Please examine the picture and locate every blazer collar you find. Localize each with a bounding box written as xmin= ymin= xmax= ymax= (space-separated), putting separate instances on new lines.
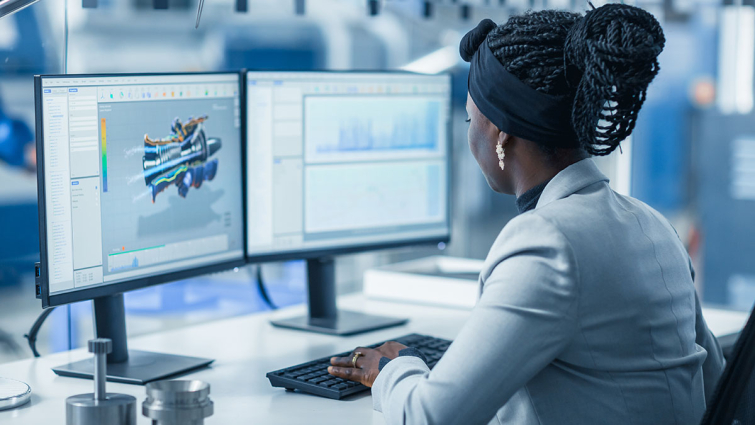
xmin=536 ymin=159 xmax=610 ymax=209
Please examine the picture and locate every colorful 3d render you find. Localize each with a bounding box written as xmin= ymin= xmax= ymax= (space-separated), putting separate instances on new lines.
xmin=142 ymin=116 xmax=221 ymax=202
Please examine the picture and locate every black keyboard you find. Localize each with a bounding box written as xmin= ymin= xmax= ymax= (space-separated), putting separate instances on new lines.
xmin=266 ymin=333 xmax=451 ymax=400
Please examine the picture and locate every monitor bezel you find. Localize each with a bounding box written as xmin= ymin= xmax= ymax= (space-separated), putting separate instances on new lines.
xmin=242 ymin=69 xmax=453 ymax=264
xmin=35 ymin=71 xmax=247 ymax=308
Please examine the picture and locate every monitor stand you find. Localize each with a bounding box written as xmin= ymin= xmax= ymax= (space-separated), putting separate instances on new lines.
xmin=270 ymin=257 xmax=408 ymax=336
xmin=52 ymin=293 xmax=213 ymax=385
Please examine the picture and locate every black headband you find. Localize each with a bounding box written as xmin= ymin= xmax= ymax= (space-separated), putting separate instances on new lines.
xmin=463 ymin=21 xmax=580 ymax=148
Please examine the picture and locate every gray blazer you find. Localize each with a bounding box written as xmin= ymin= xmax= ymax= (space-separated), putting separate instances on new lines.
xmin=372 ymin=159 xmax=725 ymax=425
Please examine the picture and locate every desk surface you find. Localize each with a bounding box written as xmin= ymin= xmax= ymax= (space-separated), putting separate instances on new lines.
xmin=0 ymin=294 xmax=748 ymax=424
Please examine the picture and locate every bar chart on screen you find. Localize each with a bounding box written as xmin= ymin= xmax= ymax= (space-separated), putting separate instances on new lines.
xmin=303 ymin=96 xmax=446 ymax=164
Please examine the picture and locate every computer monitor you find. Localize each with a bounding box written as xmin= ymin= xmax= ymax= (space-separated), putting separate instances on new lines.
xmin=245 ymin=71 xmax=452 ymax=335
xmin=35 ymin=72 xmax=245 ymax=383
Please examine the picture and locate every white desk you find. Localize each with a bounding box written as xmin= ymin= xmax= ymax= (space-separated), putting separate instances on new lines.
xmin=0 ymin=294 xmax=748 ymax=424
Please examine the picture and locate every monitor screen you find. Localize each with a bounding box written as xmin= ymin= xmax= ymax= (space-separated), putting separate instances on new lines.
xmin=38 ymin=73 xmax=244 ymax=296
xmin=245 ymin=71 xmax=451 ymax=258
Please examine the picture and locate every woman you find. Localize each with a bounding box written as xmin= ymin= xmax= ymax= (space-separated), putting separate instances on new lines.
xmin=328 ymin=4 xmax=725 ymax=425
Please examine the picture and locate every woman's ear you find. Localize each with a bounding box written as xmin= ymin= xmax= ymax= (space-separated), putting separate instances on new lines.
xmin=498 ymin=131 xmax=512 ymax=149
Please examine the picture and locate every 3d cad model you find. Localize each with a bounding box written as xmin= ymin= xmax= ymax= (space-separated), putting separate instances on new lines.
xmin=142 ymin=116 xmax=221 ymax=202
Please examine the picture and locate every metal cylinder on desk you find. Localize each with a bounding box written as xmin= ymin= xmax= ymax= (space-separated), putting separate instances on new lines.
xmin=142 ymin=380 xmax=213 ymax=425
xmin=66 ymin=338 xmax=137 ymax=425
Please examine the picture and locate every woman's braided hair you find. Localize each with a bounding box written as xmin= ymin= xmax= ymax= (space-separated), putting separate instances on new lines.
xmin=486 ymin=4 xmax=665 ymax=156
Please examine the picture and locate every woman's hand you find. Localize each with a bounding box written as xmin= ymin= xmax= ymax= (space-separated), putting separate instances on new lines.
xmin=328 ymin=341 xmax=408 ymax=387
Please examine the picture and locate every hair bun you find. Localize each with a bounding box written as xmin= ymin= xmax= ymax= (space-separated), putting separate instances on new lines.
xmin=565 ymin=4 xmax=665 ymax=156
xmin=460 ymin=19 xmax=498 ymax=62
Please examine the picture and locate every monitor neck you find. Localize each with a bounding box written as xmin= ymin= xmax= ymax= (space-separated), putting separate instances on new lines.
xmin=93 ymin=293 xmax=129 ymax=363
xmin=307 ymin=257 xmax=337 ymax=323
xmin=270 ymin=256 xmax=407 ymax=335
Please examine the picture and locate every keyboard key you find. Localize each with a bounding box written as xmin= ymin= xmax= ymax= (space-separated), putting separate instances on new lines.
xmin=310 ymin=376 xmax=329 ymax=384
xmin=322 ymin=380 xmax=338 ymax=387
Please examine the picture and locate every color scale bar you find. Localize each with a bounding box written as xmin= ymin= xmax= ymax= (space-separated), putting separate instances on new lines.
xmin=108 ymin=244 xmax=166 ymax=257
xmin=101 ymin=118 xmax=108 ymax=192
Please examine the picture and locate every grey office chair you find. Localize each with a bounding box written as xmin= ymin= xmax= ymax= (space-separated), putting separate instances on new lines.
xmin=700 ymin=306 xmax=755 ymax=425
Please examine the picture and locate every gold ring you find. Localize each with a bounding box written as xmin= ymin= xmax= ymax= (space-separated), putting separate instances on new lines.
xmin=352 ymin=351 xmax=362 ymax=368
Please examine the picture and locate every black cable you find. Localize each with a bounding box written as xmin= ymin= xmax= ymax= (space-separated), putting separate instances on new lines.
xmin=0 ymin=328 xmax=22 ymax=356
xmin=256 ymin=265 xmax=278 ymax=310
xmin=24 ymin=306 xmax=56 ymax=358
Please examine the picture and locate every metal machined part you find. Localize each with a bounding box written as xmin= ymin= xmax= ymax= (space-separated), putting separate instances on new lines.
xmin=143 ymin=380 xmax=213 ymax=425
xmin=89 ymin=338 xmax=111 ymax=401
xmin=66 ymin=338 xmax=136 ymax=425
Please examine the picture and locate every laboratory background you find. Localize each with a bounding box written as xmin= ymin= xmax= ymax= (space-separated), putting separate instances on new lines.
xmin=0 ymin=0 xmax=751 ymax=372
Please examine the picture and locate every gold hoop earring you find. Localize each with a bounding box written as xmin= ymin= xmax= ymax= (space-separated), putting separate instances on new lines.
xmin=496 ymin=141 xmax=505 ymax=171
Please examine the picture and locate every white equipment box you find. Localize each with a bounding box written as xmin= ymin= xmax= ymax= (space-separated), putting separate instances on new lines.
xmin=363 ymin=256 xmax=483 ymax=309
